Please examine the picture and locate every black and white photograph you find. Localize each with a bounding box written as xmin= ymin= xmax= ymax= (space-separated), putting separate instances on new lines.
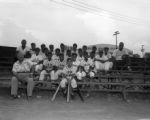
xmin=0 ymin=0 xmax=150 ymax=120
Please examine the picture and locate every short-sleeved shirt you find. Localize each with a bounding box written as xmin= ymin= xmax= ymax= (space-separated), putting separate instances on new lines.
xmin=52 ymin=54 xmax=60 ymax=65
xmin=43 ymin=59 xmax=54 ymax=71
xmin=62 ymin=65 xmax=76 ymax=75
xmin=64 ymin=55 xmax=71 ymax=62
xmin=12 ymin=60 xmax=31 ymax=73
xmin=16 ymin=46 xmax=30 ymax=55
xmin=52 ymin=54 xmax=60 ymax=61
xmin=71 ymin=50 xmax=78 ymax=55
xmin=100 ymin=53 xmax=112 ymax=61
xmin=73 ymin=60 xmax=80 ymax=67
xmin=112 ymin=49 xmax=128 ymax=60
xmin=80 ymin=59 xmax=91 ymax=72
xmin=31 ymin=54 xmax=43 ymax=64
xmin=57 ymin=60 xmax=66 ymax=70
xmin=76 ymin=56 xmax=84 ymax=62
xmin=50 ymin=70 xmax=59 ymax=80
xmin=95 ymin=55 xmax=106 ymax=61
xmin=104 ymin=53 xmax=112 ymax=59
xmin=39 ymin=51 xmax=47 ymax=60
xmin=88 ymin=58 xmax=95 ymax=67
xmin=30 ymin=49 xmax=35 ymax=55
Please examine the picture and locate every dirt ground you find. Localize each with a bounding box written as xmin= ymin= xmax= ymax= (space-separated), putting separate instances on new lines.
xmin=0 ymin=88 xmax=150 ymax=120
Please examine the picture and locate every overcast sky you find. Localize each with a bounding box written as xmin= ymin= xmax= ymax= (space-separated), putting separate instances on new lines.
xmin=0 ymin=0 xmax=150 ymax=54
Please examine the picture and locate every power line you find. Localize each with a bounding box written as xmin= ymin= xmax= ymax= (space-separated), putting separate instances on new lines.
xmin=50 ymin=0 xmax=150 ymax=28
xmin=65 ymin=0 xmax=150 ymax=27
xmin=50 ymin=0 xmax=117 ymax=25
xmin=50 ymin=0 xmax=88 ymax=12
xmin=72 ymin=0 xmax=150 ymax=25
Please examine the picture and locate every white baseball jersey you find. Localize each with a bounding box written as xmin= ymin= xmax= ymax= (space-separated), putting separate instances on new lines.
xmin=31 ymin=54 xmax=43 ymax=64
xmin=80 ymin=59 xmax=91 ymax=72
xmin=76 ymin=56 xmax=84 ymax=62
xmin=57 ymin=60 xmax=66 ymax=70
xmin=52 ymin=54 xmax=60 ymax=66
xmin=62 ymin=65 xmax=76 ymax=75
xmin=43 ymin=59 xmax=54 ymax=71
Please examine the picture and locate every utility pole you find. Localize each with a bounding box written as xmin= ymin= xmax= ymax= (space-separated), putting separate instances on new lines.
xmin=113 ymin=31 xmax=120 ymax=49
xmin=141 ymin=45 xmax=145 ymax=58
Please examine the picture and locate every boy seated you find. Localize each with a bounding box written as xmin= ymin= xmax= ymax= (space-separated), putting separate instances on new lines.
xmin=72 ymin=53 xmax=81 ymax=72
xmin=60 ymin=58 xmax=77 ymax=97
xmin=51 ymin=53 xmax=66 ymax=80
xmin=65 ymin=49 xmax=72 ymax=61
xmin=50 ymin=66 xmax=60 ymax=81
xmin=76 ymin=66 xmax=86 ymax=81
xmin=95 ymin=49 xmax=111 ymax=72
xmin=39 ymin=44 xmax=47 ymax=60
xmin=103 ymin=47 xmax=113 ymax=71
xmin=52 ymin=48 xmax=60 ymax=60
xmin=39 ymin=52 xmax=54 ymax=81
xmin=80 ymin=52 xmax=95 ymax=78
xmin=72 ymin=43 xmax=78 ymax=54
xmin=31 ymin=48 xmax=43 ymax=73
xmin=76 ymin=48 xmax=84 ymax=62
xmin=57 ymin=53 xmax=66 ymax=70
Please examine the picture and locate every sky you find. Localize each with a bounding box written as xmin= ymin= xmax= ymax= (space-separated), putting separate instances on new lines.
xmin=0 ymin=0 xmax=150 ymax=54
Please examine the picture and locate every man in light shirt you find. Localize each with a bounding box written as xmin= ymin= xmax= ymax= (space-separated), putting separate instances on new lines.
xmin=11 ymin=52 xmax=34 ymax=99
xmin=30 ymin=43 xmax=36 ymax=55
xmin=112 ymin=42 xmax=129 ymax=70
xmin=16 ymin=39 xmax=30 ymax=56
xmin=72 ymin=43 xmax=78 ymax=54
xmin=112 ymin=42 xmax=128 ymax=60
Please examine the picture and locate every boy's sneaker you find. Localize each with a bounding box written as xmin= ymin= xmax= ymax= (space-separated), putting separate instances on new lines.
xmin=85 ymin=93 xmax=90 ymax=98
xmin=11 ymin=95 xmax=20 ymax=99
xmin=71 ymin=94 xmax=75 ymax=100
xmin=27 ymin=96 xmax=32 ymax=101
xmin=62 ymin=90 xmax=67 ymax=98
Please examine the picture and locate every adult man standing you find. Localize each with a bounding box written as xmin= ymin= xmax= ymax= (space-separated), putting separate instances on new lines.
xmin=112 ymin=42 xmax=128 ymax=60
xmin=112 ymin=42 xmax=129 ymax=70
xmin=30 ymin=43 xmax=36 ymax=55
xmin=11 ymin=52 xmax=35 ymax=99
xmin=16 ymin=39 xmax=30 ymax=56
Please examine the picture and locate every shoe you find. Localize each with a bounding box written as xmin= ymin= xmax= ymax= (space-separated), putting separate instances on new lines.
xmin=27 ymin=96 xmax=32 ymax=101
xmin=11 ymin=95 xmax=20 ymax=99
xmin=71 ymin=94 xmax=75 ymax=100
xmin=63 ymin=91 xmax=67 ymax=98
xmin=62 ymin=89 xmax=67 ymax=98
xmin=85 ymin=93 xmax=90 ymax=98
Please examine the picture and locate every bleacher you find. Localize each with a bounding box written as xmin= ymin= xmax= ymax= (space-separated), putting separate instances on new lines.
xmin=0 ymin=46 xmax=16 ymax=87
xmin=0 ymin=46 xmax=150 ymax=101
